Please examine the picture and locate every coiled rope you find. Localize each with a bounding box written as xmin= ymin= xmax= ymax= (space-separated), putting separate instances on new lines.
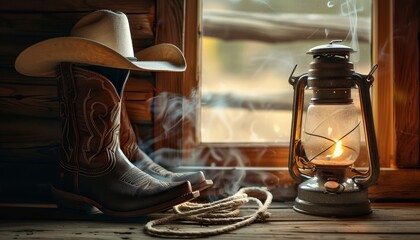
xmin=144 ymin=187 xmax=273 ymax=238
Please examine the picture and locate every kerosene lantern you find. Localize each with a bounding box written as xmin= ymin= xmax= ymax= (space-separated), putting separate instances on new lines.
xmin=288 ymin=40 xmax=380 ymax=217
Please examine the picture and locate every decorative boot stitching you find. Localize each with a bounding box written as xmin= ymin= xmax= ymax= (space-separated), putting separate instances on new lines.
xmin=57 ymin=65 xmax=122 ymax=177
xmin=119 ymin=167 xmax=151 ymax=186
xmin=74 ymin=68 xmax=121 ymax=176
xmin=57 ymin=63 xmax=79 ymax=172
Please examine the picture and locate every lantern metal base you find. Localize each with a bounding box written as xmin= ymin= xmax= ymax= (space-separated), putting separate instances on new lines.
xmin=293 ymin=168 xmax=372 ymax=217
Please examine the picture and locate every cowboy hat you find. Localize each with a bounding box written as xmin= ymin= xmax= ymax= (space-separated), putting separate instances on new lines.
xmin=15 ymin=10 xmax=186 ymax=77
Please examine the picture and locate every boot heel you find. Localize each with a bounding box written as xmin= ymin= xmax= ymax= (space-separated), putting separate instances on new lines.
xmin=51 ymin=187 xmax=93 ymax=212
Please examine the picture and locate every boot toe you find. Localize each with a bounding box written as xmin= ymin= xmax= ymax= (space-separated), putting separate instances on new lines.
xmin=172 ymin=171 xmax=213 ymax=192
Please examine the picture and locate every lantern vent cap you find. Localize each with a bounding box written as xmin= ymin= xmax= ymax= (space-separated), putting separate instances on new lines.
xmin=307 ymin=40 xmax=355 ymax=55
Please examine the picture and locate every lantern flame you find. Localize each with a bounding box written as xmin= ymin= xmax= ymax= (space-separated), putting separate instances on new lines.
xmin=332 ymin=140 xmax=344 ymax=158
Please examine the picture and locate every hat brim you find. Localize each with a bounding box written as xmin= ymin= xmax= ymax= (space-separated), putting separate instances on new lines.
xmin=15 ymin=37 xmax=186 ymax=77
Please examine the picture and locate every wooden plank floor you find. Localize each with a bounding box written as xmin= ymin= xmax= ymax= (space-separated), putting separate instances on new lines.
xmin=1 ymin=202 xmax=420 ymax=239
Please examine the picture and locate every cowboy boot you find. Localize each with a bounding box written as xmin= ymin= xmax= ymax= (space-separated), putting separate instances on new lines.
xmin=85 ymin=64 xmax=212 ymax=192
xmin=52 ymin=63 xmax=199 ymax=217
xmin=120 ymin=98 xmax=213 ymax=192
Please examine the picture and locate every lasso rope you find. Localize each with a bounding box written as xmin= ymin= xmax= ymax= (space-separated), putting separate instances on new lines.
xmin=144 ymin=187 xmax=273 ymax=238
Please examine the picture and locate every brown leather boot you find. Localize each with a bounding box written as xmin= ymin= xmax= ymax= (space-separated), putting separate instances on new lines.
xmin=120 ymin=98 xmax=213 ymax=192
xmin=52 ymin=63 xmax=198 ymax=217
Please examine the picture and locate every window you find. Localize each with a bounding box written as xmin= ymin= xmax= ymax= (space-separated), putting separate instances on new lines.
xmin=162 ymin=0 xmax=419 ymax=199
xmin=200 ymin=0 xmax=372 ymax=144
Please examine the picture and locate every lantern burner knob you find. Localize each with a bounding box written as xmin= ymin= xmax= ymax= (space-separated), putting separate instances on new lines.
xmin=324 ymin=180 xmax=342 ymax=193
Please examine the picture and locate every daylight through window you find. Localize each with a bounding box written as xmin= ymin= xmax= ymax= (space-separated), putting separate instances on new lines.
xmin=200 ymin=0 xmax=372 ymax=144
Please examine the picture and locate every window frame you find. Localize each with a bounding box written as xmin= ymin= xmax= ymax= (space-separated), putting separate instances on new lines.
xmin=154 ymin=0 xmax=420 ymax=200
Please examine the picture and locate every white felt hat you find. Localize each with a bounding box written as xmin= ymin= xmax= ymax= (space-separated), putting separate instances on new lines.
xmin=15 ymin=10 xmax=186 ymax=77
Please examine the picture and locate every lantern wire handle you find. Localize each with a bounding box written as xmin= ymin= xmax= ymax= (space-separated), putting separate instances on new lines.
xmin=351 ymin=70 xmax=380 ymax=188
xmin=365 ymin=64 xmax=378 ymax=83
xmin=288 ymin=72 xmax=312 ymax=182
xmin=329 ymin=39 xmax=343 ymax=45
xmin=288 ymin=64 xmax=298 ymax=86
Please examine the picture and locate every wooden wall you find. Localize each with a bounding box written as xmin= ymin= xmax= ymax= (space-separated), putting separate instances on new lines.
xmin=0 ymin=0 xmax=159 ymax=202
xmin=393 ymin=0 xmax=419 ymax=168
xmin=0 ymin=0 xmax=418 ymax=202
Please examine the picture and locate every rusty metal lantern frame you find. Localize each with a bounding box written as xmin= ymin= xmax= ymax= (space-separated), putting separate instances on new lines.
xmin=288 ymin=40 xmax=380 ymax=217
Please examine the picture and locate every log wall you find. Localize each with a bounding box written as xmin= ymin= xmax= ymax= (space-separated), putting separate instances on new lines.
xmin=0 ymin=0 xmax=158 ymax=201
xmin=393 ymin=0 xmax=419 ymax=168
xmin=0 ymin=0 xmax=418 ymax=202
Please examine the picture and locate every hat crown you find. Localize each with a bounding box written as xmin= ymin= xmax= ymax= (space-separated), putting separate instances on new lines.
xmin=71 ymin=10 xmax=135 ymax=59
xmin=15 ymin=9 xmax=186 ymax=77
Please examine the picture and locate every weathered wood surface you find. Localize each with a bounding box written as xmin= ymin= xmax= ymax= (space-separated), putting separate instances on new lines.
xmin=154 ymin=0 xmax=185 ymax=160
xmin=373 ymin=0 xmax=395 ymax=168
xmin=0 ymin=0 xmax=154 ymax=13
xmin=0 ymin=203 xmax=419 ymax=240
xmin=0 ymin=0 xmax=155 ymax=150
xmin=0 ymin=0 xmax=159 ymax=201
xmin=393 ymin=0 xmax=419 ymax=168
xmin=181 ymin=0 xmax=200 ymax=163
xmin=0 ymin=75 xmax=155 ymax=144
xmin=0 ymin=0 xmax=157 ymax=117
xmin=0 ymin=14 xmax=154 ymax=68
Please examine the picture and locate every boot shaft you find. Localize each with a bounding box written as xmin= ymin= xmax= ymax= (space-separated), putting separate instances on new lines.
xmin=120 ymin=99 xmax=141 ymax=161
xmin=57 ymin=63 xmax=122 ymax=175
